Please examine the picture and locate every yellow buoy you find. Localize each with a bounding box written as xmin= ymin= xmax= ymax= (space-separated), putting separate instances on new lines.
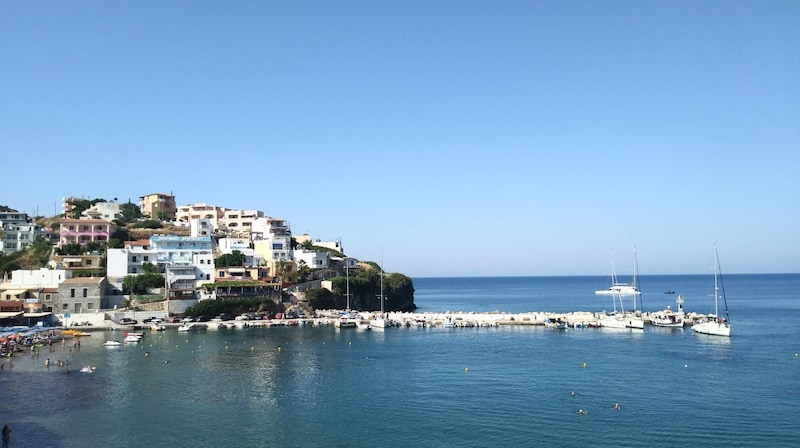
xmin=465 ymin=367 xmax=469 ymax=374
xmin=583 ymin=362 xmax=587 ymax=368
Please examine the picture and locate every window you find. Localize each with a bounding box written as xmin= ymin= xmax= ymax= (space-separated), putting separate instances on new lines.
xmin=144 ymin=256 xmax=149 ymax=262
xmin=86 ymin=259 xmax=92 ymax=266
xmin=70 ymin=289 xmax=75 ymax=298
xmin=132 ymin=256 xmax=138 ymax=262
xmin=87 ymin=302 xmax=94 ymax=310
xmin=82 ymin=288 xmax=88 ymax=298
xmin=131 ymin=267 xmax=138 ymax=274
xmin=63 ymin=304 xmax=68 ymax=311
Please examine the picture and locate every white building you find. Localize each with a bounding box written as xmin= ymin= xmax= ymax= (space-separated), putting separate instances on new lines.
xmin=81 ymin=201 xmax=123 ymax=221
xmin=220 ymin=209 xmax=264 ymax=237
xmin=190 ymin=218 xmax=216 ymax=238
xmin=0 ymin=211 xmax=44 ymax=254
xmin=294 ymin=248 xmax=331 ymax=269
xmin=2 ymin=268 xmax=69 ymax=288
xmin=106 ymin=241 xmax=159 ymax=278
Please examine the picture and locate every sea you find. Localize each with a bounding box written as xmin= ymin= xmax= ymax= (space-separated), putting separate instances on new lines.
xmin=1 ymin=274 xmax=798 ymax=448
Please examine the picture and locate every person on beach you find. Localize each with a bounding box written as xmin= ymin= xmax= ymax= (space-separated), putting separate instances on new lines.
xmin=2 ymin=424 xmax=10 ymax=448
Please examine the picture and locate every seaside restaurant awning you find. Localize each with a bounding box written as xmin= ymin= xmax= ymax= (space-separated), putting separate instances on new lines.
xmin=0 ymin=311 xmax=24 ymax=319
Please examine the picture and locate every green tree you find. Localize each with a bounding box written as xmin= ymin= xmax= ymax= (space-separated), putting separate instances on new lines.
xmin=216 ymin=250 xmax=245 ymax=267
xmin=305 ymin=287 xmax=341 ymax=310
xmin=55 ymin=243 xmax=83 ymax=256
xmin=119 ymin=202 xmax=143 ymax=224
xmin=31 ymin=236 xmax=53 ymax=266
xmin=275 ymin=261 xmax=294 ymax=284
xmin=297 ymin=260 xmax=312 ymax=283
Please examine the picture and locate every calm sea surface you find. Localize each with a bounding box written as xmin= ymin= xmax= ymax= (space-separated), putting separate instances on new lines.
xmin=2 ymin=274 xmax=799 ymax=447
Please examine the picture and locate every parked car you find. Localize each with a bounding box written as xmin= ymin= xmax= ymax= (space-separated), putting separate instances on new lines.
xmin=142 ymin=316 xmax=158 ymax=323
xmin=168 ymin=317 xmax=182 ymax=323
xmin=119 ymin=318 xmax=137 ymax=325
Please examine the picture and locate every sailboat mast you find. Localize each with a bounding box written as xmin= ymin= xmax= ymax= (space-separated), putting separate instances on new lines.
xmin=345 ymin=258 xmax=350 ymax=310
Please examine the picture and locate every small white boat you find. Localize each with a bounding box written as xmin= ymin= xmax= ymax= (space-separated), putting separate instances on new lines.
xmin=599 ymin=315 xmax=626 ymax=329
xmin=150 ymin=324 xmax=165 ymax=332
xmin=178 ymin=322 xmax=200 ymax=332
xmin=103 ymin=340 xmax=122 ymax=347
xmin=80 ymin=366 xmax=96 ymax=373
xmin=335 ymin=317 xmax=357 ymax=329
xmin=124 ymin=335 xmax=142 ymax=343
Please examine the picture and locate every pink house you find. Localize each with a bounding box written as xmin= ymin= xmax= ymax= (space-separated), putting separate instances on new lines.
xmin=58 ymin=219 xmax=116 ymax=247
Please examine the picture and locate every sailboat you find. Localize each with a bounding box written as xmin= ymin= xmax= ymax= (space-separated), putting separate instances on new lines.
xmin=624 ymin=248 xmax=645 ymax=329
xmin=595 ymin=250 xmax=642 ymax=297
xmin=370 ymin=252 xmax=391 ymax=329
xmin=598 ymin=248 xmax=643 ymax=329
xmin=335 ymin=259 xmax=357 ymax=329
xmin=692 ymin=243 xmax=731 ymax=337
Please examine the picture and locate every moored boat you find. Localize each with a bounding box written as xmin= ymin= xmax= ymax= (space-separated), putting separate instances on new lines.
xmin=651 ymin=295 xmax=685 ymax=328
xmin=692 ymin=243 xmax=731 ymax=337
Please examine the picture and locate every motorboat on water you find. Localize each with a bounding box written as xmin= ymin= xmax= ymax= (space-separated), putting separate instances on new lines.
xmin=178 ymin=322 xmax=203 ymax=332
xmin=103 ymin=340 xmax=122 ymax=347
xmin=80 ymin=365 xmax=96 ymax=373
xmin=124 ymin=334 xmax=142 ymax=343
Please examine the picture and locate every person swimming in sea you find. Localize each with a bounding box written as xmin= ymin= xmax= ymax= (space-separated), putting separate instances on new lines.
xmin=614 ymin=403 xmax=621 ymax=410
xmin=578 ymin=409 xmax=587 ymax=415
xmin=570 ymin=391 xmax=579 ymax=398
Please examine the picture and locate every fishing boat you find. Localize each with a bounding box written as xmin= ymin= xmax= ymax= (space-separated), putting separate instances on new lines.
xmin=692 ymin=243 xmax=731 ymax=337
xmin=651 ymin=295 xmax=685 ymax=328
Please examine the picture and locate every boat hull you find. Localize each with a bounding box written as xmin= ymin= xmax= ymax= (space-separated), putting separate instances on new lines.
xmin=692 ymin=321 xmax=731 ymax=337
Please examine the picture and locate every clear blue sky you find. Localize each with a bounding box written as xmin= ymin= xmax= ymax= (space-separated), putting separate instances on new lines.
xmin=2 ymin=1 xmax=798 ymax=277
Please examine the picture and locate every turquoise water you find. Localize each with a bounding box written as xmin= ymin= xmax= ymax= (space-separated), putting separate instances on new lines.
xmin=2 ymin=274 xmax=798 ymax=447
